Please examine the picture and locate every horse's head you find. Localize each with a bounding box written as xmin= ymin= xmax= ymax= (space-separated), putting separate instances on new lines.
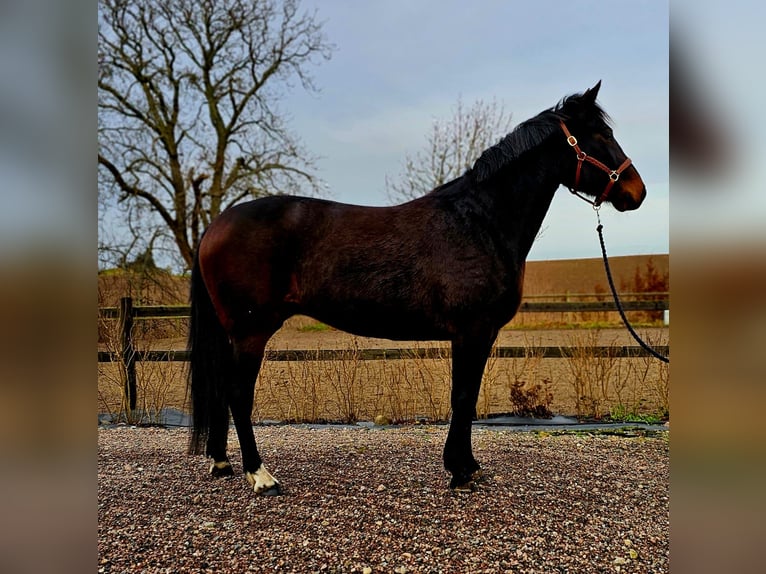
xmin=556 ymin=81 xmax=646 ymax=212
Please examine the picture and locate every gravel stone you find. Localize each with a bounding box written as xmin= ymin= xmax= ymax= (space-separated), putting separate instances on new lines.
xmin=99 ymin=426 xmax=669 ymax=573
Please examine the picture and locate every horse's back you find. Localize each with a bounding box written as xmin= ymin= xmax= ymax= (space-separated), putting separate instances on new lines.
xmin=201 ymin=195 xmax=330 ymax=258
xmin=197 ymin=192 xmax=520 ymax=340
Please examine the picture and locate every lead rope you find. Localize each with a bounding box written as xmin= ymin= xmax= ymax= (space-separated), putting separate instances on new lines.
xmin=594 ymin=209 xmax=670 ymax=363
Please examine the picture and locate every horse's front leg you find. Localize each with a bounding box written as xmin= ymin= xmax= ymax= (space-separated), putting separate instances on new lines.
xmin=443 ymin=333 xmax=496 ymax=491
xmin=229 ymin=340 xmax=282 ymax=496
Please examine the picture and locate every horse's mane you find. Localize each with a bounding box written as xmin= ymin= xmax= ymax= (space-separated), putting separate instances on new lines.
xmin=470 ymin=92 xmax=611 ymax=183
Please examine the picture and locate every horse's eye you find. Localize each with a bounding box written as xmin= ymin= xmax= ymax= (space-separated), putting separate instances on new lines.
xmin=604 ymin=128 xmax=614 ymax=139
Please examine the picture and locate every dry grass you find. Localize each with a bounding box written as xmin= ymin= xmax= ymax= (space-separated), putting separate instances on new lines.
xmin=98 ymin=326 xmax=670 ymax=424
xmin=560 ymin=329 xmax=669 ymax=420
xmin=255 ymin=343 xmax=454 ymax=424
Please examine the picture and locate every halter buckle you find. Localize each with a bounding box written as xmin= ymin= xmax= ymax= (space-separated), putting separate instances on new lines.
xmin=566 ymin=135 xmax=577 ymax=147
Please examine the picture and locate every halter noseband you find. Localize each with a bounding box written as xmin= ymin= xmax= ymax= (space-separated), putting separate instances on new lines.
xmin=559 ymin=120 xmax=632 ymax=207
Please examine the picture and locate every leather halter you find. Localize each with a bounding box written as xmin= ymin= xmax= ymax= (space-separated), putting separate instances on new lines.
xmin=559 ymin=121 xmax=632 ymax=207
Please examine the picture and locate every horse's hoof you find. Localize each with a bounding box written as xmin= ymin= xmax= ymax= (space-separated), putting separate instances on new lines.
xmin=210 ymin=460 xmax=234 ymax=478
xmin=246 ymin=464 xmax=281 ymax=496
xmin=451 ymin=480 xmax=477 ymax=493
xmin=449 ymin=475 xmax=478 ymax=492
xmin=258 ymin=484 xmax=283 ymax=497
xmin=449 ymin=467 xmax=488 ymax=491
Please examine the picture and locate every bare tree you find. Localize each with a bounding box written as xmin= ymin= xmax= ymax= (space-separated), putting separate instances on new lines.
xmin=385 ymin=97 xmax=513 ymax=204
xmin=98 ymin=0 xmax=333 ymax=269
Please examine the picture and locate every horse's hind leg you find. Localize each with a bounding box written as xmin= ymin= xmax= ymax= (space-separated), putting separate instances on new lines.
xmin=444 ymin=332 xmax=497 ymax=491
xmin=230 ymin=335 xmax=281 ymax=496
xmin=206 ymin=397 xmax=235 ymax=477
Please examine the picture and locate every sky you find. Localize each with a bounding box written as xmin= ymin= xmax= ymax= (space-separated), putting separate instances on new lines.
xmin=282 ymin=0 xmax=669 ymax=261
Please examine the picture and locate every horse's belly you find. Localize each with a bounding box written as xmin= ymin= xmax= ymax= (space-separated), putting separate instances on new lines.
xmin=302 ymin=303 xmax=452 ymax=342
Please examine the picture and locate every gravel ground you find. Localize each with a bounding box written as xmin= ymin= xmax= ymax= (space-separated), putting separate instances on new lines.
xmin=98 ymin=426 xmax=668 ymax=573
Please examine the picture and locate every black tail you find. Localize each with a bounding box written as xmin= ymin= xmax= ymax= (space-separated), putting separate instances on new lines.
xmin=187 ymin=249 xmax=233 ymax=455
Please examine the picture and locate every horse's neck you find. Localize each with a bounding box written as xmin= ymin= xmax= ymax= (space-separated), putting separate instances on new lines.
xmin=475 ymin=158 xmax=562 ymax=263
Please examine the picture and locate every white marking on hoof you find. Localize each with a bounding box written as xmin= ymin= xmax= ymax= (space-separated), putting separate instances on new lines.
xmin=245 ymin=464 xmax=281 ymax=495
xmin=210 ymin=460 xmax=232 ymax=473
xmin=209 ymin=460 xmax=234 ymax=477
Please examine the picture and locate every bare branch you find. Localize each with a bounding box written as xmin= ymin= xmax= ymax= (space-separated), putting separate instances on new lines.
xmin=386 ymin=97 xmax=513 ymax=204
xmin=98 ymin=0 xmax=333 ymax=270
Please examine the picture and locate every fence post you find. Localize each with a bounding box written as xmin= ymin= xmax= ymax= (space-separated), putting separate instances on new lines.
xmin=119 ymin=297 xmax=137 ymax=412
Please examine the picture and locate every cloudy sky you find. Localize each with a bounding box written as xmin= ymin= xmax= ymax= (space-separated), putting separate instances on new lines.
xmin=283 ymin=0 xmax=669 ymax=260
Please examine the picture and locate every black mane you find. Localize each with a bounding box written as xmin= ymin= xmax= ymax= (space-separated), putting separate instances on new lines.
xmin=470 ymin=92 xmax=611 ymax=183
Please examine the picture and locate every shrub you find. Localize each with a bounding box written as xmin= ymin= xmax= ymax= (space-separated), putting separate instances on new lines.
xmin=509 ymin=379 xmax=554 ymax=418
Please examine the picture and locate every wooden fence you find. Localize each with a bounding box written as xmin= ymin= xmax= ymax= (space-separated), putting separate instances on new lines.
xmin=98 ymin=295 xmax=669 ymax=410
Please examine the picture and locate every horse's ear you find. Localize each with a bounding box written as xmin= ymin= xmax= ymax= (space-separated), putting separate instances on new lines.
xmin=582 ymin=80 xmax=602 ymax=105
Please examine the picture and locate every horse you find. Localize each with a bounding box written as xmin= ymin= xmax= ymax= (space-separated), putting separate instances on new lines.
xmin=187 ymin=81 xmax=646 ymax=494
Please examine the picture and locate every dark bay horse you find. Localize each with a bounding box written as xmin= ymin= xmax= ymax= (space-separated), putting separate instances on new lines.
xmin=188 ymin=82 xmax=647 ymax=494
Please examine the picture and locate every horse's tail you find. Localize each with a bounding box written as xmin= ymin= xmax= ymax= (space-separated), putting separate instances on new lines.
xmin=187 ymin=247 xmax=232 ymax=455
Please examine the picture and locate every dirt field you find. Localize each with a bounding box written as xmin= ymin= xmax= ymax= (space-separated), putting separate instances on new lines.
xmin=98 ymin=426 xmax=669 ymax=573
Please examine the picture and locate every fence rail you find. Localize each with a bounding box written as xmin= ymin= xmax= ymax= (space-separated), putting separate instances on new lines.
xmin=97 ymin=344 xmax=671 ymax=364
xmin=98 ymin=297 xmax=669 ymax=320
xmin=98 ymin=296 xmax=669 ymax=410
